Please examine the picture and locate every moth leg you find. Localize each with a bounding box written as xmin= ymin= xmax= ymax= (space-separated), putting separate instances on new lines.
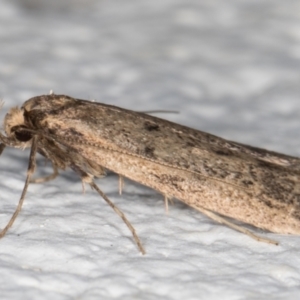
xmin=0 ymin=136 xmax=38 ymax=238
xmin=81 ymin=181 xmax=86 ymax=194
xmin=192 ymin=205 xmax=278 ymax=245
xmin=91 ymin=180 xmax=145 ymax=254
xmin=0 ymin=143 xmax=6 ymax=156
xmin=118 ymin=175 xmax=124 ymax=195
xmin=30 ymin=164 xmax=59 ymax=184
xmin=164 ymin=196 xmax=169 ymax=213
xmin=80 ymin=174 xmax=145 ymax=255
xmin=164 ymin=195 xmax=174 ymax=214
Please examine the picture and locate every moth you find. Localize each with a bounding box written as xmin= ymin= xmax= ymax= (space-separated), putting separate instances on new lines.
xmin=1 ymin=94 xmax=300 ymax=254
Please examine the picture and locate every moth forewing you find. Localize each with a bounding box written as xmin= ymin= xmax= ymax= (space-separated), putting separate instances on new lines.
xmin=43 ymin=97 xmax=300 ymax=236
xmin=1 ymin=94 xmax=300 ymax=254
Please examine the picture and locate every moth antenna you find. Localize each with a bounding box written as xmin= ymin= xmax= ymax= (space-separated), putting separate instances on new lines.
xmin=191 ymin=204 xmax=278 ymax=245
xmin=0 ymin=136 xmax=38 ymax=238
xmin=89 ymin=180 xmax=146 ymax=255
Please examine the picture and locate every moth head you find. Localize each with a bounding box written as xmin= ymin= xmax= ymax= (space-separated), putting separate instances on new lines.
xmin=4 ymin=106 xmax=33 ymax=143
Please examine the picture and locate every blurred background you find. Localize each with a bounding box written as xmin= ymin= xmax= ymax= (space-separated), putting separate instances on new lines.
xmin=1 ymin=1 xmax=300 ymax=299
xmin=1 ymin=0 xmax=300 ymax=153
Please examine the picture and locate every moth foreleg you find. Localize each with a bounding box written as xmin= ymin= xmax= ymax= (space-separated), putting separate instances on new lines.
xmin=0 ymin=136 xmax=38 ymax=238
xmin=0 ymin=143 xmax=6 ymax=156
xmin=30 ymin=164 xmax=59 ymax=184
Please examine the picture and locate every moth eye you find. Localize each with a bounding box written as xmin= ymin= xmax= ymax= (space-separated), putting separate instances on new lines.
xmin=11 ymin=125 xmax=33 ymax=142
xmin=15 ymin=130 xmax=32 ymax=142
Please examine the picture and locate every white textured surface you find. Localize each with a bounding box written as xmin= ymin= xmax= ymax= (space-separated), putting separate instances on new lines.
xmin=1 ymin=1 xmax=300 ymax=299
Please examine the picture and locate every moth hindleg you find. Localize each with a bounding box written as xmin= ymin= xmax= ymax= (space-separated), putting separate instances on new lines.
xmin=191 ymin=204 xmax=278 ymax=245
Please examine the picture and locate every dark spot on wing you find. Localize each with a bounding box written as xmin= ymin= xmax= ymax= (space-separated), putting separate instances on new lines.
xmin=242 ymin=180 xmax=253 ymax=186
xmin=152 ymin=174 xmax=185 ymax=192
xmin=185 ymin=136 xmax=199 ymax=147
xmin=144 ymin=145 xmax=156 ymax=158
xmin=67 ymin=127 xmax=84 ymax=137
xmin=48 ymin=127 xmax=57 ymax=135
xmin=48 ymin=126 xmax=84 ymax=139
xmin=144 ymin=121 xmax=160 ymax=131
xmin=186 ymin=141 xmax=195 ymax=147
xmin=293 ymin=194 xmax=300 ymax=207
xmin=215 ymin=149 xmax=233 ymax=156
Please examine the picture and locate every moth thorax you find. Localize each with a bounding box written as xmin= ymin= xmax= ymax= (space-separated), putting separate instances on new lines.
xmin=4 ymin=106 xmax=25 ymax=136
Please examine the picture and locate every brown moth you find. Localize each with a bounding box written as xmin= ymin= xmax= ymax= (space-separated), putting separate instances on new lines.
xmin=1 ymin=94 xmax=300 ymax=254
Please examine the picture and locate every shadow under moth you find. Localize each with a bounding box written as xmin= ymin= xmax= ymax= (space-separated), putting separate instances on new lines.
xmin=1 ymin=94 xmax=300 ymax=254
